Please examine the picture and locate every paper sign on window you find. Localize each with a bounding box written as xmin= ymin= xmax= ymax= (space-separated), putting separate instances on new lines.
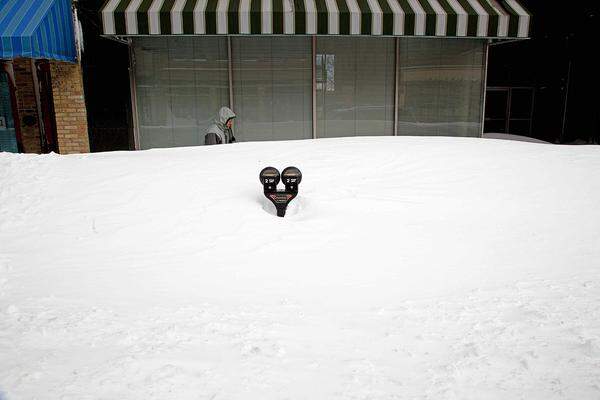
xmin=325 ymin=55 xmax=335 ymax=92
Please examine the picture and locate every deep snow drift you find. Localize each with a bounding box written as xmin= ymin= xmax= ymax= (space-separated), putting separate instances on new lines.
xmin=1 ymin=137 xmax=600 ymax=399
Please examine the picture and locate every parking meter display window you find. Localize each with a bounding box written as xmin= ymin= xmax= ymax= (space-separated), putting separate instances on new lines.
xmin=260 ymin=167 xmax=280 ymax=191
xmin=281 ymin=167 xmax=302 ymax=191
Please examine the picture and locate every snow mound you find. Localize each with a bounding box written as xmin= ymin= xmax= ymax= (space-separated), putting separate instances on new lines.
xmin=482 ymin=132 xmax=550 ymax=144
xmin=1 ymin=136 xmax=600 ymax=399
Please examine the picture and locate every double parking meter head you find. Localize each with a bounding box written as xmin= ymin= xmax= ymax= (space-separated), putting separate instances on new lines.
xmin=260 ymin=166 xmax=302 ymax=217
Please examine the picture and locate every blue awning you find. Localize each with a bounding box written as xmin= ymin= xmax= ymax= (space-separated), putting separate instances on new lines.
xmin=0 ymin=0 xmax=76 ymax=62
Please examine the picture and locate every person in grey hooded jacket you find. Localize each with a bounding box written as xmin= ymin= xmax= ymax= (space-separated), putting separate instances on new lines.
xmin=205 ymin=106 xmax=236 ymax=145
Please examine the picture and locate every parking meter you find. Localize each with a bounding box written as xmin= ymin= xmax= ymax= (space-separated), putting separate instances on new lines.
xmin=282 ymin=166 xmax=302 ymax=192
xmin=260 ymin=166 xmax=302 ymax=217
xmin=259 ymin=166 xmax=280 ymax=191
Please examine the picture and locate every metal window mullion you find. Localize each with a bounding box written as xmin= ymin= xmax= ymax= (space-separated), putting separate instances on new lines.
xmin=529 ymin=88 xmax=535 ymax=136
xmin=393 ymin=37 xmax=399 ymax=136
xmin=560 ymin=60 xmax=572 ymax=142
xmin=506 ymin=87 xmax=512 ymax=133
xmin=312 ymin=35 xmax=317 ymax=139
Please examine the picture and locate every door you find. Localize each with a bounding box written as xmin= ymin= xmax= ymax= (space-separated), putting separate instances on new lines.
xmin=36 ymin=60 xmax=58 ymax=153
xmin=0 ymin=67 xmax=19 ymax=153
xmin=484 ymin=87 xmax=535 ymax=135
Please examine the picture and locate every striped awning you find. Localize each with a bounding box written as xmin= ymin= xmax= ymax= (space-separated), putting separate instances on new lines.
xmin=0 ymin=0 xmax=76 ymax=62
xmin=101 ymin=0 xmax=529 ymax=38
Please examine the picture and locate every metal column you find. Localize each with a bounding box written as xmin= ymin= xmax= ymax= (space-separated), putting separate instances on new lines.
xmin=128 ymin=38 xmax=141 ymax=150
xmin=393 ymin=38 xmax=399 ymax=136
xmin=311 ymin=35 xmax=317 ymax=139
xmin=227 ymin=36 xmax=234 ymax=111
xmin=480 ymin=40 xmax=490 ymax=137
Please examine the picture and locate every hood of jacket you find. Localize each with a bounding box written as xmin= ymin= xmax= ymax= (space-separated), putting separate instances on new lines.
xmin=215 ymin=106 xmax=236 ymax=131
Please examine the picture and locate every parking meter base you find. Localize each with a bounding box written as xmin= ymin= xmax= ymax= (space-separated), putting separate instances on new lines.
xmin=265 ymin=190 xmax=297 ymax=218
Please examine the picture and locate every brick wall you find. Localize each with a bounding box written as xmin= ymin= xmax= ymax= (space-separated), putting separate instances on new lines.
xmin=12 ymin=59 xmax=42 ymax=153
xmin=50 ymin=61 xmax=90 ymax=154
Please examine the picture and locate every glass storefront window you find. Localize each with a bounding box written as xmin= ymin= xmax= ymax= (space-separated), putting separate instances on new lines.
xmin=231 ymin=37 xmax=312 ymax=142
xmin=316 ymin=37 xmax=395 ymax=138
xmin=397 ymin=38 xmax=485 ymax=137
xmin=132 ymin=36 xmax=486 ymax=149
xmin=0 ymin=70 xmax=18 ymax=153
xmin=133 ymin=37 xmax=229 ymax=149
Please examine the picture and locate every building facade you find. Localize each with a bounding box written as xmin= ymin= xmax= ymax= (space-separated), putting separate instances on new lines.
xmin=102 ymin=0 xmax=530 ymax=150
xmin=0 ymin=0 xmax=89 ymax=154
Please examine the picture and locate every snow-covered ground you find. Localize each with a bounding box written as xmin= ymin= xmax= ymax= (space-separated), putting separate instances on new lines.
xmin=1 ymin=136 xmax=600 ymax=399
xmin=482 ymin=132 xmax=550 ymax=144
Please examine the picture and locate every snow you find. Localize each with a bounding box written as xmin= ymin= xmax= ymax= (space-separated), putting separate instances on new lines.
xmin=1 ymin=136 xmax=600 ymax=399
xmin=482 ymin=132 xmax=550 ymax=144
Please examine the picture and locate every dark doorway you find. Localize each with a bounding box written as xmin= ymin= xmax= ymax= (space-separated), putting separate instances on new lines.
xmin=484 ymin=87 xmax=535 ymax=136
xmin=486 ymin=1 xmax=600 ymax=143
xmin=77 ymin=0 xmax=131 ymax=152
xmin=35 ymin=60 xmax=59 ymax=153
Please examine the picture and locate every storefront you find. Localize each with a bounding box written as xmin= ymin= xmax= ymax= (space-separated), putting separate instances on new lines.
xmin=1 ymin=0 xmax=89 ymax=155
xmin=101 ymin=0 xmax=530 ymax=150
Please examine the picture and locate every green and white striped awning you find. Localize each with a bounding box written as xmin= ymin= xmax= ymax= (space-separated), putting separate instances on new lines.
xmin=101 ymin=0 xmax=530 ymax=38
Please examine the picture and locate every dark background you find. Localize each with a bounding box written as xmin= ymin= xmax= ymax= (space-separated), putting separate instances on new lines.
xmin=78 ymin=0 xmax=131 ymax=152
xmin=486 ymin=0 xmax=599 ymax=143
xmin=77 ymin=0 xmax=600 ymax=151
